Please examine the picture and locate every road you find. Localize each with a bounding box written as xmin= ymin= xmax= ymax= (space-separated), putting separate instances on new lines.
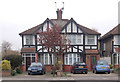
xmin=2 ymin=72 xmax=119 ymax=81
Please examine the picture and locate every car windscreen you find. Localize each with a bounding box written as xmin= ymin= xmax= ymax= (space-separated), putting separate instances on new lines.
xmin=97 ymin=61 xmax=108 ymax=65
xmin=75 ymin=62 xmax=85 ymax=65
xmin=30 ymin=63 xmax=42 ymax=67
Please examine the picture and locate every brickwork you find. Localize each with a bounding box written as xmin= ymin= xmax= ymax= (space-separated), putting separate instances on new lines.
xmin=63 ymin=65 xmax=71 ymax=72
xmin=21 ymin=65 xmax=25 ymax=72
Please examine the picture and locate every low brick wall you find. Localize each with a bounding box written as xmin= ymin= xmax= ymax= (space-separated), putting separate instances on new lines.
xmin=2 ymin=71 xmax=11 ymax=77
xmin=63 ymin=65 xmax=71 ymax=72
xmin=45 ymin=65 xmax=52 ymax=72
xmin=21 ymin=65 xmax=25 ymax=72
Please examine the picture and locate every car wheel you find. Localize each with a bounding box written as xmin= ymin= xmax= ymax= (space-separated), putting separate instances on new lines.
xmin=73 ymin=70 xmax=75 ymax=74
xmin=28 ymin=72 xmax=30 ymax=75
xmin=41 ymin=71 xmax=44 ymax=75
xmin=108 ymin=72 xmax=110 ymax=74
xmin=94 ymin=70 xmax=97 ymax=74
xmin=44 ymin=71 xmax=46 ymax=74
xmin=85 ymin=72 xmax=87 ymax=74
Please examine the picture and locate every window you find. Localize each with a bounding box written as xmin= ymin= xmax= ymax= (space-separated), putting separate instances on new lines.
xmin=77 ymin=35 xmax=81 ymax=44
xmin=71 ymin=35 xmax=76 ymax=44
xmin=66 ymin=35 xmax=82 ymax=44
xmin=26 ymin=35 xmax=33 ymax=45
xmin=45 ymin=54 xmax=48 ymax=64
xmin=64 ymin=54 xmax=81 ymax=65
xmin=115 ymin=35 xmax=120 ymax=45
xmin=32 ymin=57 xmax=35 ymax=62
xmin=73 ymin=54 xmax=77 ymax=63
xmin=65 ymin=55 xmax=68 ymax=65
xmin=77 ymin=54 xmax=80 ymax=62
xmin=69 ymin=54 xmax=72 ymax=64
xmin=103 ymin=43 xmax=106 ymax=51
xmin=87 ymin=35 xmax=95 ymax=44
xmin=22 ymin=53 xmax=36 ymax=65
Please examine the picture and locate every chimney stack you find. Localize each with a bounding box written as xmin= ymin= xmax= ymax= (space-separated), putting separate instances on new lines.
xmin=56 ymin=9 xmax=62 ymax=20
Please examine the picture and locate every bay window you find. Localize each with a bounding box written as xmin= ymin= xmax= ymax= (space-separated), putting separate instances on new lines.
xmin=64 ymin=54 xmax=81 ymax=65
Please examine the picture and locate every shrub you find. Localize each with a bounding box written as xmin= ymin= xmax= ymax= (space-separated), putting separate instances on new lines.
xmin=109 ymin=64 xmax=114 ymax=69
xmin=11 ymin=70 xmax=16 ymax=76
xmin=16 ymin=68 xmax=22 ymax=74
xmin=3 ymin=55 xmax=22 ymax=69
xmin=1 ymin=60 xmax=11 ymax=71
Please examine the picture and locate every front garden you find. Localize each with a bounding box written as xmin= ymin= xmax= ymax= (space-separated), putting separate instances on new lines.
xmin=0 ymin=55 xmax=23 ymax=77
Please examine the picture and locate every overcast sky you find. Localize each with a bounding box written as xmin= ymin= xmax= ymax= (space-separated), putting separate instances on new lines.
xmin=0 ymin=0 xmax=119 ymax=50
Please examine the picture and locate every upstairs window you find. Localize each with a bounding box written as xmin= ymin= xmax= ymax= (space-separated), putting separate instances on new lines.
xmin=114 ymin=35 xmax=120 ymax=45
xmin=66 ymin=35 xmax=82 ymax=45
xmin=103 ymin=42 xmax=106 ymax=51
xmin=26 ymin=35 xmax=33 ymax=45
xmin=87 ymin=35 xmax=95 ymax=45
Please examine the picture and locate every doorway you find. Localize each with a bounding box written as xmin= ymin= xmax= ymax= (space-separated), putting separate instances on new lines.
xmin=90 ymin=56 xmax=96 ymax=71
xmin=26 ymin=57 xmax=31 ymax=71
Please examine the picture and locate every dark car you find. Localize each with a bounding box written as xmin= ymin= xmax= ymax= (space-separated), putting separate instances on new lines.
xmin=92 ymin=60 xmax=110 ymax=74
xmin=28 ymin=62 xmax=46 ymax=75
xmin=71 ymin=62 xmax=88 ymax=74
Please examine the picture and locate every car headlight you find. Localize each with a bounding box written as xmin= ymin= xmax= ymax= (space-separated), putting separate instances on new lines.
xmin=28 ymin=68 xmax=31 ymax=71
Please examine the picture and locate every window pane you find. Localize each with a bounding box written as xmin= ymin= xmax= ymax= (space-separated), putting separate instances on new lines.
xmin=77 ymin=54 xmax=80 ymax=62
xmin=45 ymin=54 xmax=48 ymax=64
xmin=71 ymin=35 xmax=76 ymax=44
xmin=77 ymin=35 xmax=81 ymax=43
xmin=65 ymin=54 xmax=68 ymax=64
xmin=87 ymin=35 xmax=95 ymax=44
xmin=69 ymin=54 xmax=72 ymax=65
xmin=32 ymin=57 xmax=35 ymax=62
xmin=74 ymin=54 xmax=76 ymax=63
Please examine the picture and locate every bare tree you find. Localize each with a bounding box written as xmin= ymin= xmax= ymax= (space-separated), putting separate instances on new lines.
xmin=2 ymin=41 xmax=12 ymax=57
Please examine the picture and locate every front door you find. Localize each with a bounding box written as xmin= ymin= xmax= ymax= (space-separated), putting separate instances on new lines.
xmin=26 ymin=57 xmax=31 ymax=71
xmin=91 ymin=56 xmax=96 ymax=71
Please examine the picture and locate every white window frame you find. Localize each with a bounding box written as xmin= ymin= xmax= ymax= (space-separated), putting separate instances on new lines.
xmin=87 ymin=35 xmax=95 ymax=45
xmin=64 ymin=54 xmax=81 ymax=65
xmin=22 ymin=53 xmax=36 ymax=66
xmin=103 ymin=43 xmax=106 ymax=51
xmin=67 ymin=35 xmax=82 ymax=45
xmin=25 ymin=35 xmax=33 ymax=45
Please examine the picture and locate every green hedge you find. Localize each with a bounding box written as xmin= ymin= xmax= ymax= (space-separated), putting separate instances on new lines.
xmin=3 ymin=55 xmax=22 ymax=70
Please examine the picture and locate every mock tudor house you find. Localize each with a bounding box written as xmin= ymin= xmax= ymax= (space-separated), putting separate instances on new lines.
xmin=19 ymin=9 xmax=101 ymax=72
xmin=99 ymin=24 xmax=120 ymax=68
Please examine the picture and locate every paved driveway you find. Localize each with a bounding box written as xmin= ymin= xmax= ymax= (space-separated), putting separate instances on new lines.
xmin=2 ymin=72 xmax=119 ymax=81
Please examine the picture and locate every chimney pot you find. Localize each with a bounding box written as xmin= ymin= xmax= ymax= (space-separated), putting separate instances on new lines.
xmin=56 ymin=8 xmax=62 ymax=20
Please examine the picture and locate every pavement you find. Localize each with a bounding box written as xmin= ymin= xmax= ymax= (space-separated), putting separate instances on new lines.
xmin=1 ymin=72 xmax=119 ymax=81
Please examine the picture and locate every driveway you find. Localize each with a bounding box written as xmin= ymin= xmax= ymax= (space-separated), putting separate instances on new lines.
xmin=2 ymin=72 xmax=119 ymax=81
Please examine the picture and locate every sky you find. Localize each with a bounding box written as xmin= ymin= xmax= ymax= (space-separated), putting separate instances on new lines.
xmin=0 ymin=0 xmax=119 ymax=51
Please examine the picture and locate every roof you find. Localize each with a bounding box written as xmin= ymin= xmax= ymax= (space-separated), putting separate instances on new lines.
xmin=19 ymin=18 xmax=101 ymax=35
xmin=19 ymin=24 xmax=41 ymax=35
xmin=99 ymin=24 xmax=120 ymax=40
xmin=50 ymin=19 xmax=69 ymax=28
xmin=78 ymin=24 xmax=101 ymax=35
xmin=21 ymin=48 xmax=36 ymax=53
xmin=85 ymin=49 xmax=99 ymax=54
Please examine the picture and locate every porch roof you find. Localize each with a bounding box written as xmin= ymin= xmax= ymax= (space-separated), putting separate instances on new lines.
xmin=21 ymin=48 xmax=36 ymax=53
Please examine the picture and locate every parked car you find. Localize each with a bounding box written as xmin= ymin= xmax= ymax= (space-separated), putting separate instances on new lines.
xmin=28 ymin=62 xmax=46 ymax=75
xmin=92 ymin=60 xmax=110 ymax=74
xmin=71 ymin=62 xmax=88 ymax=74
